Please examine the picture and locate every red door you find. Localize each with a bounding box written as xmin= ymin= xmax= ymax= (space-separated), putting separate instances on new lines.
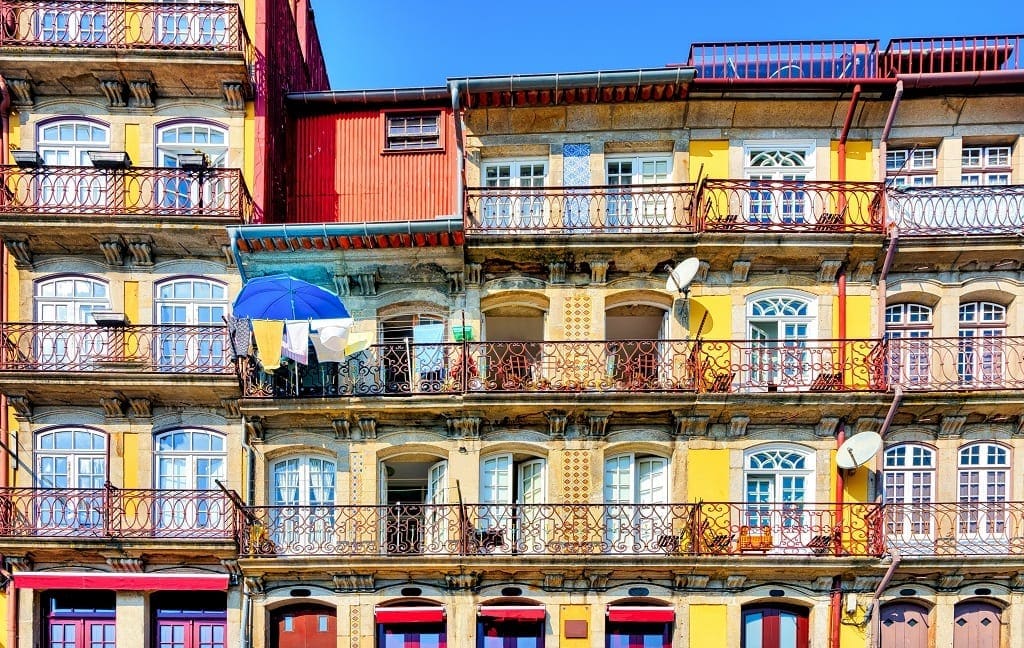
xmin=954 ymin=601 xmax=1001 ymax=648
xmin=741 ymin=605 xmax=808 ymax=648
xmin=272 ymin=606 xmax=337 ymax=648
xmin=880 ymin=602 xmax=929 ymax=648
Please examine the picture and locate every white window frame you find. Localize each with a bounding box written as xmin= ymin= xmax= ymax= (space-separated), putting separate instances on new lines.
xmin=604 ymin=155 xmax=673 ymax=227
xmin=961 ymin=145 xmax=1012 ymax=186
xmin=480 ymin=158 xmax=548 ymax=229
xmin=957 ymin=442 xmax=1009 ymax=543
xmin=742 ymin=141 xmax=815 ymax=225
xmin=885 ymin=303 xmax=933 ymax=387
xmin=156 ymin=122 xmax=229 ymax=211
xmin=744 ymin=291 xmax=817 ymax=390
xmin=37 ymin=120 xmax=110 ymax=167
xmin=154 ymin=277 xmax=229 ymax=371
xmin=33 ymin=8 xmax=108 ymax=44
xmin=269 ymin=455 xmax=337 ymax=553
xmin=743 ymin=445 xmax=814 ymax=549
xmin=155 ymin=0 xmax=229 ymax=47
xmin=958 ymin=302 xmax=1006 ymax=386
xmin=154 ymin=429 xmax=227 ymax=532
xmin=35 ymin=276 xmax=110 ymax=324
xmin=886 ymin=148 xmax=937 ymax=186
xmin=478 ymin=453 xmax=547 ymax=552
xmin=35 ymin=428 xmax=107 ymax=530
xmin=37 ymin=119 xmax=111 ymax=207
xmin=385 ymin=112 xmax=441 ymax=151
xmin=883 ymin=444 xmax=936 ymax=546
xmin=603 ymin=453 xmax=668 ymax=552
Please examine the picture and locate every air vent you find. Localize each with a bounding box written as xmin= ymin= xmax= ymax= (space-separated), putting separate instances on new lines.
xmin=628 ymin=587 xmax=650 ymax=597
xmin=401 ymin=587 xmax=422 ymax=597
xmin=289 ymin=589 xmax=311 ymax=597
xmin=501 ymin=587 xmax=523 ymax=597
xmin=769 ymin=589 xmax=785 ymax=597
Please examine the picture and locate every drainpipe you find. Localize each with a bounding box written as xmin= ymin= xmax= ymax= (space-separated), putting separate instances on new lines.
xmin=877 ymin=80 xmax=904 ymax=337
xmin=837 ymin=84 xmax=862 ymax=185
xmin=865 ymin=548 xmax=901 ymax=648
xmin=872 ymin=386 xmax=904 ymax=500
xmin=449 ymin=81 xmax=465 ymax=222
xmin=877 ymin=231 xmax=899 ymax=346
xmin=835 ymin=85 xmax=859 ymax=374
xmin=878 ymin=81 xmax=904 ymax=182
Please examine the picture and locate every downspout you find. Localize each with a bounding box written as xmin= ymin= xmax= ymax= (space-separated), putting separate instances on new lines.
xmin=837 ymin=84 xmax=862 ymax=184
xmin=449 ymin=81 xmax=465 ymax=221
xmin=877 ymin=80 xmax=904 ymax=337
xmin=872 ymin=386 xmax=904 ymax=500
xmin=865 ymin=548 xmax=901 ymax=648
xmin=877 ymin=231 xmax=899 ymax=346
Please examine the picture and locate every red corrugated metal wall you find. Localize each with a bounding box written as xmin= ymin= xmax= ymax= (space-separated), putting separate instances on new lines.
xmin=288 ymin=108 xmax=455 ymax=223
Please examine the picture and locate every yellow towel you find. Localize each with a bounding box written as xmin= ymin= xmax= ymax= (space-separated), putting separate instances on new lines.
xmin=252 ymin=319 xmax=285 ymax=370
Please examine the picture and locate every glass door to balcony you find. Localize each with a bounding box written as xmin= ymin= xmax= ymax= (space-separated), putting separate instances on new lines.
xmin=156 ymin=123 xmax=228 ymax=212
xmin=604 ymin=304 xmax=669 ymax=389
xmin=606 ymin=156 xmax=671 ymax=228
xmin=156 ymin=0 xmax=229 ymax=47
xmin=36 ymin=428 xmax=107 ymax=533
xmin=270 ymin=456 xmax=336 ymax=555
xmin=744 ymin=448 xmax=812 ymax=552
xmin=743 ymin=146 xmax=813 ymax=225
xmin=746 ymin=294 xmax=814 ymax=391
xmin=882 ymin=445 xmax=935 ymax=555
xmin=479 ymin=454 xmax=545 ymax=553
xmin=481 ymin=160 xmax=546 ymax=230
xmin=37 ymin=120 xmax=110 ymax=209
xmin=155 ymin=278 xmax=228 ymax=371
xmin=604 ymin=454 xmax=668 ymax=553
xmin=957 ymin=444 xmax=1008 ymax=554
xmin=380 ymin=459 xmax=449 ymax=555
xmin=155 ymin=430 xmax=226 ymax=535
xmin=35 ymin=276 xmax=110 ymax=369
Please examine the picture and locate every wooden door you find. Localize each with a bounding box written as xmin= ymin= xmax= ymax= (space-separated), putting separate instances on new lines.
xmin=954 ymin=601 xmax=1001 ymax=648
xmin=880 ymin=602 xmax=929 ymax=648
xmin=272 ymin=606 xmax=336 ymax=648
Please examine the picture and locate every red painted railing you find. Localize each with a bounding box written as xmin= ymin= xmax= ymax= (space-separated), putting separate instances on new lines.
xmin=0 ymin=486 xmax=235 ymax=539
xmin=885 ymin=336 xmax=1024 ymax=391
xmin=699 ymin=180 xmax=885 ymax=233
xmin=881 ymin=35 xmax=1024 ymax=75
xmin=239 ymin=501 xmax=884 ymax=558
xmin=884 ymin=502 xmax=1024 ymax=556
xmin=887 ymin=184 xmax=1024 ymax=236
xmin=242 ymin=338 xmax=887 ymax=397
xmin=0 ymin=0 xmax=250 ymax=52
xmin=465 ymin=184 xmax=697 ymax=233
xmin=687 ymin=40 xmax=883 ymax=81
xmin=0 ymin=323 xmax=234 ymax=373
xmin=0 ymin=166 xmax=253 ymax=222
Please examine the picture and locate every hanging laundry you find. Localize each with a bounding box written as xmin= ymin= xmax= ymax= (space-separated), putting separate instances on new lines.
xmin=309 ymin=318 xmax=354 ymax=362
xmin=412 ymin=323 xmax=445 ymax=376
xmin=227 ymin=316 xmax=252 ymax=357
xmin=345 ymin=331 xmax=373 ymax=356
xmin=252 ymin=319 xmax=284 ymax=370
xmin=282 ymin=321 xmax=311 ymax=364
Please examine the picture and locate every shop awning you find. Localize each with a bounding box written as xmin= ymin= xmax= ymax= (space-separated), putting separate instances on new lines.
xmin=607 ymin=606 xmax=676 ymax=623
xmin=374 ymin=607 xmax=446 ymax=624
xmin=12 ymin=572 xmax=229 ymax=591
xmin=479 ymin=605 xmax=546 ymax=620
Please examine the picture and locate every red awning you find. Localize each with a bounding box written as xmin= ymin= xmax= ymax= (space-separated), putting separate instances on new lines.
xmin=479 ymin=606 xmax=546 ymax=620
xmin=12 ymin=572 xmax=229 ymax=591
xmin=607 ymin=606 xmax=676 ymax=623
xmin=374 ymin=607 xmax=446 ymax=624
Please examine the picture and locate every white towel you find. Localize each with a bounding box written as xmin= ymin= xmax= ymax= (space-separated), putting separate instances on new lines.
xmin=282 ymin=321 xmax=310 ymax=364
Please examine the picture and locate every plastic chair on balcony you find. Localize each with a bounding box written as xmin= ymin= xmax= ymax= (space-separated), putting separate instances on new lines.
xmin=738 ymin=525 xmax=774 ymax=552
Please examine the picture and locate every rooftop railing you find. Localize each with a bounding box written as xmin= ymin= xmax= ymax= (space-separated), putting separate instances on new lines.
xmin=464 ymin=184 xmax=697 ymax=234
xmin=881 ymin=35 xmax=1024 ymax=75
xmin=0 ymin=0 xmax=250 ymax=52
xmin=885 ymin=336 xmax=1024 ymax=391
xmin=239 ymin=501 xmax=884 ymax=558
xmin=0 ymin=486 xmax=235 ymax=540
xmin=242 ymin=338 xmax=886 ymax=398
xmin=0 ymin=322 xmax=234 ymax=374
xmin=687 ymin=40 xmax=883 ymax=81
xmin=0 ymin=166 xmax=253 ymax=222
xmin=886 ymin=184 xmax=1024 ymax=236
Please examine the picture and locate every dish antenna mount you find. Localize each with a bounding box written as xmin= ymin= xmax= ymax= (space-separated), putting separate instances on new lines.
xmin=666 ymin=257 xmax=701 ymax=298
xmin=836 ymin=431 xmax=883 ymax=471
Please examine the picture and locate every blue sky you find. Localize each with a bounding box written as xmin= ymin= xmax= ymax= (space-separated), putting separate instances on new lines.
xmin=313 ymin=0 xmax=1022 ymax=89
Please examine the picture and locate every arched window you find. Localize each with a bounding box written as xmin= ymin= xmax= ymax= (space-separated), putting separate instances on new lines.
xmin=36 ymin=428 xmax=106 ymax=529
xmin=479 ymin=453 xmax=546 ymax=553
xmin=745 ymin=293 xmax=817 ymax=390
xmin=883 ymin=445 xmax=936 ymax=546
xmin=155 ymin=429 xmax=226 ymax=490
xmin=744 ymin=446 xmax=814 ymax=547
xmin=37 ymin=119 xmax=109 ymax=166
xmin=742 ymin=604 xmax=809 ymax=648
xmin=35 ymin=276 xmax=109 ymax=323
xmin=156 ymin=122 xmax=230 ymax=211
xmin=885 ymin=303 xmax=933 ymax=387
xmin=958 ymin=443 xmax=1008 ymax=541
xmin=743 ymin=142 xmax=815 ymax=225
xmin=155 ymin=278 xmax=228 ymax=370
xmin=379 ymin=312 xmax=446 ymax=393
xmin=959 ymin=302 xmax=1006 ymax=386
xmin=605 ymin=453 xmax=668 ymax=552
xmin=269 ymin=456 xmax=337 ymax=554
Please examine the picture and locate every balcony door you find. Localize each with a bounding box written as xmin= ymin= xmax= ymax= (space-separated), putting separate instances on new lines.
xmin=606 ymin=156 xmax=671 ymax=227
xmin=605 ymin=303 xmax=670 ymax=389
xmin=957 ymin=443 xmax=1009 ymax=552
xmin=880 ymin=602 xmax=929 ymax=648
xmin=379 ymin=314 xmax=447 ymax=393
xmin=270 ymin=456 xmax=336 ymax=554
xmin=604 ymin=454 xmax=668 ymax=552
xmin=35 ymin=428 xmax=107 ymax=531
xmin=746 ymin=293 xmax=815 ymax=390
xmin=479 ymin=454 xmax=546 ymax=553
xmin=37 ymin=120 xmax=110 ymax=208
xmin=481 ymin=160 xmax=546 ymax=229
xmin=743 ymin=144 xmax=814 ymax=225
xmin=742 ymin=605 xmax=809 ymax=648
xmin=953 ymin=601 xmax=1001 ymax=648
xmin=155 ymin=430 xmax=227 ymax=534
xmin=882 ymin=444 xmax=935 ymax=553
xmin=885 ymin=303 xmax=933 ymax=388
xmin=34 ymin=277 xmax=110 ymax=369
xmin=744 ymin=446 xmax=814 ymax=551
xmin=380 ymin=458 xmax=449 ymax=554
xmin=481 ymin=306 xmax=544 ymax=390
xmin=156 ymin=122 xmax=228 ymax=211
xmin=958 ymin=302 xmax=1005 ymax=387
xmin=156 ymin=0 xmax=229 ymax=47
xmin=155 ymin=278 xmax=228 ymax=371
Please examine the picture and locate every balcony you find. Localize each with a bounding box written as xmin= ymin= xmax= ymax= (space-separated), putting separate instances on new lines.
xmin=887 ymin=184 xmax=1024 ymax=236
xmin=0 ymin=486 xmax=236 ymax=541
xmin=464 ymin=183 xmax=697 ymax=235
xmin=881 ymin=35 xmax=1024 ymax=76
xmin=884 ymin=502 xmax=1024 ymax=557
xmin=698 ymin=180 xmax=885 ymax=233
xmin=241 ymin=338 xmax=885 ymax=398
xmin=885 ymin=336 xmax=1024 ymax=392
xmin=239 ymin=501 xmax=883 ymax=558
xmin=0 ymin=166 xmax=252 ymax=258
xmin=0 ymin=1 xmax=251 ymax=100
xmin=686 ymin=40 xmax=883 ymax=82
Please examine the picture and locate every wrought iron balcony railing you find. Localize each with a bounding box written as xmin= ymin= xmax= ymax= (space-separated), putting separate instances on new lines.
xmin=687 ymin=40 xmax=883 ymax=81
xmin=239 ymin=501 xmax=884 ymax=558
xmin=881 ymin=35 xmax=1024 ymax=75
xmin=0 ymin=486 xmax=235 ymax=540
xmin=884 ymin=502 xmax=1024 ymax=556
xmin=464 ymin=183 xmax=697 ymax=234
xmin=0 ymin=166 xmax=253 ymax=222
xmin=887 ymin=184 xmax=1024 ymax=236
xmin=885 ymin=336 xmax=1024 ymax=391
xmin=242 ymin=338 xmax=886 ymax=398
xmin=698 ymin=179 xmax=885 ymax=233
xmin=0 ymin=322 xmax=234 ymax=374
xmin=0 ymin=0 xmax=250 ymax=52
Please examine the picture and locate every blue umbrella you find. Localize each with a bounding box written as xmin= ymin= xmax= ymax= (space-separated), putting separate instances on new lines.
xmin=232 ymin=274 xmax=350 ymax=320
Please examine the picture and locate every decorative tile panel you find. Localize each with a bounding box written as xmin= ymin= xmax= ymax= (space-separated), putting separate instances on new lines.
xmin=563 ymin=293 xmax=593 ymax=340
xmin=563 ymin=449 xmax=591 ymax=503
xmin=350 ymin=451 xmax=364 ymax=504
xmin=350 ymin=605 xmax=360 ymax=648
xmin=562 ymin=143 xmax=591 ymax=186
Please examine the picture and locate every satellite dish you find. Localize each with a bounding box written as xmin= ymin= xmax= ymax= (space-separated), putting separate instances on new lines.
xmin=666 ymin=257 xmax=701 ymax=295
xmin=836 ymin=431 xmax=883 ymax=470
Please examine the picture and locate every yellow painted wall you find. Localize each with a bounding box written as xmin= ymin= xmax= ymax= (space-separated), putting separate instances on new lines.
xmin=558 ymin=604 xmax=590 ymax=648
xmin=838 ymin=294 xmax=875 ymax=389
xmin=689 ymin=605 xmax=727 ymax=648
xmin=124 ymin=281 xmax=139 ymax=324
xmin=689 ymin=140 xmax=729 ymax=180
xmin=7 ymin=118 xmax=19 ymax=161
xmin=841 ymin=608 xmax=869 ymax=647
xmin=690 ymin=295 xmax=731 ymax=339
xmin=124 ymin=124 xmax=140 ymax=163
xmin=830 ymin=140 xmax=874 ymax=181
xmin=7 ymin=256 xmax=18 ymax=323
xmin=123 ymin=433 xmax=139 ymax=488
xmin=243 ymin=102 xmax=255 ymax=198
xmin=687 ymin=450 xmax=730 ymax=501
